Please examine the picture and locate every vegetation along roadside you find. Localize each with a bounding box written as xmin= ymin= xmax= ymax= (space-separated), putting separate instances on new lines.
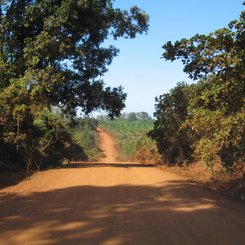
xmin=98 ymin=112 xmax=161 ymax=163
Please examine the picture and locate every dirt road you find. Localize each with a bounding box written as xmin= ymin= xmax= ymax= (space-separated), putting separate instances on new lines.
xmin=97 ymin=128 xmax=119 ymax=163
xmin=0 ymin=130 xmax=244 ymax=245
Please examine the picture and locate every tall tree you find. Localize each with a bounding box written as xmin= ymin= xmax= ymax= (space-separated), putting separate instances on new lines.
xmin=151 ymin=3 xmax=244 ymax=171
xmin=0 ymin=0 xmax=149 ymax=170
xmin=0 ymin=0 xmax=149 ymax=117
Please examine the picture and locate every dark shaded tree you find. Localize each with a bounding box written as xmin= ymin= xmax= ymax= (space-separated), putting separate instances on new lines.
xmin=149 ymin=83 xmax=194 ymax=164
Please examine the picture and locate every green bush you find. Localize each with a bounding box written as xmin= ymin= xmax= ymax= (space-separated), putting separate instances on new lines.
xmin=133 ymin=135 xmax=162 ymax=163
xmin=71 ymin=117 xmax=100 ymax=161
xmin=185 ymin=108 xmax=245 ymax=174
xmin=149 ymin=83 xmax=194 ymax=164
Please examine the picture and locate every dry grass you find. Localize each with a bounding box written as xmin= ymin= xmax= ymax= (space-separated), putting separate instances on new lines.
xmin=158 ymin=162 xmax=245 ymax=202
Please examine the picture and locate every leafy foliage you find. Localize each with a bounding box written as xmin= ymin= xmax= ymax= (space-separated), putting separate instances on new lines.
xmin=0 ymin=0 xmax=149 ymax=117
xmin=0 ymin=0 xmax=149 ymax=171
xmin=151 ymin=5 xmax=245 ymax=174
xmin=162 ymin=7 xmax=245 ymax=81
xmin=133 ymin=135 xmax=162 ymax=163
xmin=149 ymin=83 xmax=194 ymax=164
xmin=71 ymin=117 xmax=100 ymax=161
xmin=0 ymin=108 xmax=88 ymax=172
xmin=184 ymin=106 xmax=245 ymax=173
xmin=34 ymin=109 xmax=88 ymax=167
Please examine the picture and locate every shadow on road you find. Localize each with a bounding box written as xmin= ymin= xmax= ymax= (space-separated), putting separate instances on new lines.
xmin=0 ymin=170 xmax=26 ymax=190
xmin=0 ymin=179 xmax=244 ymax=245
xmin=62 ymin=162 xmax=155 ymax=169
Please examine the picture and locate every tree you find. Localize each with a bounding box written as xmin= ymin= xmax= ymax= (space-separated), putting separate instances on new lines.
xmin=152 ymin=4 xmax=245 ymax=172
xmin=127 ymin=112 xmax=137 ymax=121
xmin=162 ymin=5 xmax=245 ymax=82
xmin=136 ymin=112 xmax=151 ymax=121
xmin=183 ymin=105 xmax=244 ymax=174
xmin=149 ymin=83 xmax=194 ymax=164
xmin=0 ymin=0 xmax=149 ymax=170
xmin=1 ymin=0 xmax=149 ymax=117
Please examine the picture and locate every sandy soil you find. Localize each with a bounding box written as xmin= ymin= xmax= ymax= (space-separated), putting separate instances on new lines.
xmin=0 ymin=130 xmax=245 ymax=245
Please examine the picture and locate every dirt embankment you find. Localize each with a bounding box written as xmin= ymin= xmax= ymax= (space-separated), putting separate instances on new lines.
xmin=159 ymin=162 xmax=245 ymax=202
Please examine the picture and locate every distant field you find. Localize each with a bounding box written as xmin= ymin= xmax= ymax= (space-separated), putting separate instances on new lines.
xmin=98 ymin=114 xmax=161 ymax=162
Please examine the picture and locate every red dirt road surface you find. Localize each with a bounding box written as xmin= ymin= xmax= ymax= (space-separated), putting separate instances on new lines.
xmin=97 ymin=127 xmax=119 ymax=163
xmin=0 ymin=129 xmax=244 ymax=245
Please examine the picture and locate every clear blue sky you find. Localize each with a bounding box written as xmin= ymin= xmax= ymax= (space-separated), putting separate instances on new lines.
xmin=98 ymin=0 xmax=244 ymax=117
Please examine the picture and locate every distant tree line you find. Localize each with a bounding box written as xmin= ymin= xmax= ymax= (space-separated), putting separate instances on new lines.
xmin=149 ymin=4 xmax=244 ymax=175
xmin=98 ymin=112 xmax=152 ymax=122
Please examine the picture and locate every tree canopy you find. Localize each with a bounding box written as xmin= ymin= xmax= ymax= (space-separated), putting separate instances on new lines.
xmin=162 ymin=5 xmax=245 ymax=82
xmin=0 ymin=0 xmax=149 ymax=171
xmin=0 ymin=0 xmax=149 ymax=117
xmin=151 ymin=4 xmax=244 ymax=173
